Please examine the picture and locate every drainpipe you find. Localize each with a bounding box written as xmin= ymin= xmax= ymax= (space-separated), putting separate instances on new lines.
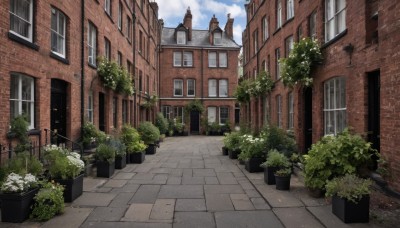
xmin=132 ymin=8 xmax=137 ymax=127
xmin=80 ymin=0 xmax=85 ymax=139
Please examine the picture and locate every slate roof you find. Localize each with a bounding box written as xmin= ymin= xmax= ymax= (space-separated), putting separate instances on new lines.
xmin=161 ymin=27 xmax=241 ymax=49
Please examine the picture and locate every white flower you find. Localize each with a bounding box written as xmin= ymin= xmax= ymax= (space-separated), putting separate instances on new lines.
xmin=1 ymin=173 xmax=37 ymax=193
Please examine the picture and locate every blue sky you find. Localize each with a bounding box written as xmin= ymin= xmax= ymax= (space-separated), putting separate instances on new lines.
xmin=154 ymin=0 xmax=247 ymax=45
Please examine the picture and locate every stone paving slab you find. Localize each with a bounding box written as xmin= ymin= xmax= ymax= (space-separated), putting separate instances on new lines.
xmin=175 ymin=199 xmax=206 ymax=212
xmin=109 ymin=192 xmax=134 ymax=208
xmin=110 ymin=183 xmax=140 ymax=194
xmin=192 ymin=168 xmax=216 ymax=177
xmin=86 ymin=207 xmax=127 ymax=222
xmin=182 ymin=176 xmax=205 ymax=185
xmin=72 ymin=192 xmax=117 ymax=207
xmin=41 ymin=207 xmax=93 ymax=228
xmin=205 ymin=176 xmax=219 ymax=184
xmin=274 ymin=207 xmax=324 ymax=228
xmin=83 ymin=178 xmax=107 ymax=192
xmin=205 ymin=193 xmax=234 ymax=211
xmin=307 ymin=205 xmax=371 ymax=228
xmin=204 ymin=184 xmax=244 ymax=194
xmin=215 ymin=211 xmax=284 ymax=228
xmin=103 ymin=179 xmax=127 ymax=188
xmin=130 ymin=185 xmax=161 ymax=204
xmin=173 ymin=212 xmax=215 ymax=228
xmin=158 ymin=185 xmax=204 ymax=199
xmin=81 ymin=222 xmax=172 ymax=228
xmin=250 ymin=197 xmax=271 ymax=210
xmin=149 ymin=199 xmax=175 ymax=221
xmin=122 ymin=203 xmax=153 ymax=222
xmin=112 ymin=172 xmax=135 ymax=180
xmin=166 ymin=176 xmax=181 ymax=184
xmin=255 ymin=184 xmax=304 ymax=208
xmin=230 ymin=194 xmax=255 ymax=210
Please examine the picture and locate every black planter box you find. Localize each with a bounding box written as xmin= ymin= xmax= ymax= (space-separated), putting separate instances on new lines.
xmin=130 ymin=151 xmax=145 ymax=164
xmin=275 ymin=175 xmax=291 ymax=190
xmin=264 ymin=166 xmax=278 ymax=185
xmin=115 ymin=155 xmax=127 ymax=169
xmin=0 ymin=188 xmax=39 ymax=223
xmin=245 ymin=157 xmax=264 ymax=173
xmin=222 ymin=146 xmax=229 ymax=156
xmin=332 ymin=195 xmax=370 ymax=223
xmin=228 ymin=149 xmax=239 ymax=159
xmin=126 ymin=153 xmax=131 ymax=164
xmin=239 ymin=159 xmax=245 ymax=165
xmin=96 ymin=160 xmax=115 ymax=178
xmin=146 ymin=144 xmax=156 ymax=155
xmin=55 ymin=173 xmax=84 ymax=202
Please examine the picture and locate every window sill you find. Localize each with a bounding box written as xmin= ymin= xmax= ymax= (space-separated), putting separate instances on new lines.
xmin=273 ymin=27 xmax=281 ymax=36
xmin=321 ymin=29 xmax=348 ymax=49
xmin=50 ymin=52 xmax=70 ymax=65
xmin=119 ymin=29 xmax=124 ymax=36
xmin=8 ymin=32 xmax=39 ymax=51
xmin=283 ymin=17 xmax=294 ymax=27
xmin=88 ymin=62 xmax=97 ymax=69
xmin=106 ymin=12 xmax=114 ymax=24
xmin=173 ymin=95 xmax=184 ymax=97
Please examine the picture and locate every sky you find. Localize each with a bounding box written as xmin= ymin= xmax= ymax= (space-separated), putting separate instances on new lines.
xmin=154 ymin=0 xmax=247 ymax=45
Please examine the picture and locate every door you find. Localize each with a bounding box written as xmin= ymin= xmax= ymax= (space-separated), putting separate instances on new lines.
xmin=368 ymin=71 xmax=380 ymax=168
xmin=190 ymin=111 xmax=200 ymax=134
xmin=99 ymin=93 xmax=105 ymax=131
xmin=51 ymin=79 xmax=67 ymax=144
xmin=304 ymin=87 xmax=313 ymax=153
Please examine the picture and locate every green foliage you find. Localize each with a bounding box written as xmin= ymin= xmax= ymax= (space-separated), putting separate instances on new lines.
xmin=184 ymin=99 xmax=205 ymax=115
xmin=168 ymin=119 xmax=176 ymax=134
xmin=138 ymin=122 xmax=160 ymax=144
xmin=97 ymin=57 xmax=134 ymax=95
xmin=303 ymin=129 xmax=377 ymax=190
xmin=209 ymin=122 xmax=221 ymax=133
xmin=141 ymin=93 xmax=158 ymax=109
xmin=200 ymin=117 xmax=209 ymax=134
xmin=275 ymin=168 xmax=292 ymax=177
xmin=116 ymin=67 xmax=134 ymax=96
xmin=95 ymin=143 xmax=116 ymax=163
xmin=155 ymin=113 xmax=169 ymax=134
xmin=249 ymin=71 xmax=274 ymax=97
xmin=261 ymin=149 xmax=291 ymax=168
xmin=6 ymin=152 xmax=43 ymax=176
xmin=82 ymin=122 xmax=106 ymax=147
xmin=261 ymin=125 xmax=297 ymax=157
xmin=238 ymin=135 xmax=266 ymax=160
xmin=234 ymin=80 xmax=251 ymax=103
xmin=31 ymin=181 xmax=64 ymax=221
xmin=9 ymin=115 xmax=30 ymax=153
xmin=120 ymin=125 xmax=147 ymax=153
xmin=325 ymin=174 xmax=372 ymax=203
xmin=106 ymin=138 xmax=126 ymax=157
xmin=280 ymin=38 xmax=323 ymax=87
xmin=223 ymin=132 xmax=242 ymax=151
xmin=43 ymin=145 xmax=84 ymax=180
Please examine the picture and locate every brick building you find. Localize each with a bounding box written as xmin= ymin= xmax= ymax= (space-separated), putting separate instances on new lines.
xmin=159 ymin=9 xmax=241 ymax=134
xmin=0 ymin=0 xmax=161 ymax=151
xmin=242 ymin=0 xmax=400 ymax=192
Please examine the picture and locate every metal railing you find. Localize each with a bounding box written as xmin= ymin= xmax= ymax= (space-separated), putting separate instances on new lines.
xmin=44 ymin=128 xmax=83 ymax=156
xmin=0 ymin=130 xmax=42 ymax=165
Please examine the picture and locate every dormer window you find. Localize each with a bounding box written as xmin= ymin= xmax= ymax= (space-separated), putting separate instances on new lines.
xmin=214 ymin=32 xmax=222 ymax=45
xmin=177 ymin=31 xmax=186 ymax=44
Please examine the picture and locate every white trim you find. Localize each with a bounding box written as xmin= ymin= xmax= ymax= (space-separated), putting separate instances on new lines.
xmin=173 ymin=79 xmax=183 ymax=96
xmin=9 ymin=0 xmax=33 ymax=42
xmin=159 ymin=97 xmax=236 ymax=100
xmin=187 ymin=79 xmax=195 ymax=97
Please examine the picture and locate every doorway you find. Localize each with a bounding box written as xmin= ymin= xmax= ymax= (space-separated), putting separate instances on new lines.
xmin=304 ymin=87 xmax=313 ymax=153
xmin=190 ymin=111 xmax=200 ymax=134
xmin=51 ymin=79 xmax=68 ymax=144
xmin=99 ymin=93 xmax=105 ymax=131
xmin=367 ymin=70 xmax=380 ymax=168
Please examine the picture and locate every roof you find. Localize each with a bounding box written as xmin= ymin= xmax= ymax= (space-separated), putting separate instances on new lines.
xmin=161 ymin=27 xmax=241 ymax=49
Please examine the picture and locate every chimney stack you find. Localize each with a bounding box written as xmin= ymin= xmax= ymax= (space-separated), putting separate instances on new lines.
xmin=183 ymin=7 xmax=192 ymax=41
xmin=224 ymin=13 xmax=234 ymax=40
xmin=209 ymin=14 xmax=219 ymax=32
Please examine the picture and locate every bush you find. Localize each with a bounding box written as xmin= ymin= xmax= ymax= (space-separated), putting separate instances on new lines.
xmin=43 ymin=145 xmax=84 ymax=180
xmin=31 ymin=181 xmax=64 ymax=221
xmin=6 ymin=152 xmax=43 ymax=176
xmin=95 ymin=143 xmax=116 ymax=163
xmin=223 ymin=132 xmax=242 ymax=151
xmin=303 ymin=129 xmax=377 ymax=191
xmin=238 ymin=135 xmax=265 ymax=160
xmin=9 ymin=115 xmax=30 ymax=153
xmin=137 ymin=122 xmax=160 ymax=144
xmin=325 ymin=174 xmax=372 ymax=203
xmin=155 ymin=113 xmax=169 ymax=134
xmin=82 ymin=122 xmax=106 ymax=147
xmin=261 ymin=149 xmax=291 ymax=168
xmin=120 ymin=124 xmax=147 ymax=153
xmin=261 ymin=125 xmax=296 ymax=157
xmin=106 ymin=138 xmax=126 ymax=157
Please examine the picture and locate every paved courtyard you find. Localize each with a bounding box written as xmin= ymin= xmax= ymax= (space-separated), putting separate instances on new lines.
xmin=4 ymin=136 xmax=377 ymax=228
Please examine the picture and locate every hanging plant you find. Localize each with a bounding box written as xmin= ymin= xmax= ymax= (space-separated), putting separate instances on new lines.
xmin=234 ymin=79 xmax=251 ymax=103
xmin=97 ymin=57 xmax=119 ymax=90
xmin=184 ymin=99 xmax=205 ymax=115
xmin=249 ymin=71 xmax=274 ymax=97
xmin=280 ymin=38 xmax=323 ymax=87
xmin=141 ymin=93 xmax=158 ymax=109
xmin=116 ymin=67 xmax=134 ymax=96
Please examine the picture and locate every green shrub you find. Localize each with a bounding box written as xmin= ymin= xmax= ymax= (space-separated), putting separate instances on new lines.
xmin=6 ymin=152 xmax=43 ymax=176
xmin=31 ymin=181 xmax=64 ymax=221
xmin=155 ymin=113 xmax=169 ymax=134
xmin=303 ymin=129 xmax=377 ymax=190
xmin=275 ymin=168 xmax=292 ymax=177
xmin=261 ymin=125 xmax=296 ymax=157
xmin=261 ymin=149 xmax=291 ymax=168
xmin=120 ymin=124 xmax=147 ymax=153
xmin=96 ymin=143 xmax=115 ymax=163
xmin=9 ymin=115 xmax=30 ymax=153
xmin=106 ymin=138 xmax=126 ymax=157
xmin=238 ymin=135 xmax=265 ymax=160
xmin=325 ymin=174 xmax=372 ymax=203
xmin=43 ymin=145 xmax=84 ymax=180
xmin=223 ymin=132 xmax=242 ymax=151
xmin=137 ymin=122 xmax=160 ymax=144
xmin=82 ymin=122 xmax=106 ymax=147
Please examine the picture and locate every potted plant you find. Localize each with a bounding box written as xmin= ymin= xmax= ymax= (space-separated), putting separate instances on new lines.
xmin=224 ymin=132 xmax=242 ymax=159
xmin=155 ymin=112 xmax=169 ymax=137
xmin=121 ymin=124 xmax=147 ymax=163
xmin=0 ymin=172 xmax=39 ymax=222
xmin=107 ymin=138 xmax=126 ymax=169
xmin=7 ymin=115 xmax=30 ymax=153
xmin=261 ymin=149 xmax=290 ymax=185
xmin=30 ymin=181 xmax=64 ymax=221
xmin=325 ymin=174 xmax=372 ymax=223
xmin=138 ymin=122 xmax=160 ymax=155
xmin=43 ymin=145 xmax=85 ymax=202
xmin=82 ymin=122 xmax=105 ymax=150
xmin=95 ymin=143 xmax=116 ymax=178
xmin=239 ymin=135 xmax=265 ymax=173
xmin=274 ymin=168 xmax=292 ymax=190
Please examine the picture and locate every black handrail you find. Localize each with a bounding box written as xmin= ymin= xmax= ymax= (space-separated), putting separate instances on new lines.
xmin=44 ymin=128 xmax=83 ymax=157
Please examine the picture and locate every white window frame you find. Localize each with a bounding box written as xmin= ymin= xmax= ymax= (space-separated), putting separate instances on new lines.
xmin=325 ymin=0 xmax=346 ymax=42
xmin=177 ymin=31 xmax=186 ymax=44
xmin=219 ymin=79 xmax=228 ymax=97
xmin=51 ymin=8 xmax=66 ymax=58
xmin=87 ymin=90 xmax=93 ymax=123
xmin=208 ymin=52 xmax=217 ymax=67
xmin=173 ymin=52 xmax=182 ymax=67
xmin=162 ymin=106 xmax=171 ymax=119
xmin=88 ymin=22 xmax=97 ymax=65
xmin=104 ymin=38 xmax=111 ymax=60
xmin=219 ymin=107 xmax=229 ymax=125
xmin=127 ymin=16 xmax=131 ymax=41
xmin=187 ymin=79 xmax=195 ymax=97
xmin=324 ymin=77 xmax=346 ymax=135
xmin=285 ymin=36 xmax=294 ymax=57
xmin=287 ymin=0 xmax=294 ymax=20
xmin=309 ymin=11 xmax=317 ymax=40
xmin=10 ymin=0 xmax=33 ymax=41
xmin=219 ymin=52 xmax=227 ymax=67
xmin=277 ymin=0 xmax=282 ymax=29
xmin=208 ymin=107 xmax=217 ymax=123
xmin=253 ymin=30 xmax=258 ymax=54
xmin=174 ymin=106 xmax=184 ymax=123
xmin=262 ymin=16 xmax=269 ymax=41
xmin=10 ymin=73 xmax=35 ymax=129
xmin=288 ymin=92 xmax=294 ymax=129
xmin=276 ymin=95 xmax=282 ymax=128
xmin=208 ymin=79 xmax=217 ymax=97
xmin=183 ymin=52 xmax=193 ymax=67
xmin=105 ymin=0 xmax=111 ymax=15
xmin=118 ymin=1 xmax=122 ymax=30
xmin=174 ymin=79 xmax=183 ymax=96
xmin=275 ymin=48 xmax=280 ymax=79
xmin=214 ymin=32 xmax=222 ymax=45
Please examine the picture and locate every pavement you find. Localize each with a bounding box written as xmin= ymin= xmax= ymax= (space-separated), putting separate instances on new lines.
xmin=1 ymin=136 xmax=383 ymax=228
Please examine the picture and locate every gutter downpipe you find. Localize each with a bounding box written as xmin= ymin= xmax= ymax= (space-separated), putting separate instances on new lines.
xmin=132 ymin=7 xmax=137 ymax=127
xmin=80 ymin=0 xmax=85 ymax=143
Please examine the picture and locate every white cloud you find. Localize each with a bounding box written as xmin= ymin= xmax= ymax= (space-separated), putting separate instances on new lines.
xmin=204 ymin=0 xmax=246 ymax=19
xmin=154 ymin=0 xmax=206 ymax=27
xmin=233 ymin=24 xmax=243 ymax=45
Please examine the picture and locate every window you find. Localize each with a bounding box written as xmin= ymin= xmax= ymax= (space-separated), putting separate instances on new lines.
xmin=214 ymin=32 xmax=222 ymax=45
xmin=105 ymin=0 xmax=111 ymax=15
xmin=187 ymin=79 xmax=195 ymax=96
xmin=88 ymin=91 xmax=93 ymax=123
xmin=285 ymin=36 xmax=294 ymax=57
xmin=275 ymin=48 xmax=280 ymax=79
xmin=177 ymin=31 xmax=186 ymax=44
xmin=127 ymin=61 xmax=132 ymax=76
xmin=139 ymin=30 xmax=143 ymax=54
xmin=173 ymin=52 xmax=182 ymax=67
xmin=51 ymin=8 xmax=66 ymax=57
xmin=324 ymin=77 xmax=346 ymax=135
xmin=262 ymin=60 xmax=266 ymax=72
xmin=219 ymin=107 xmax=229 ymax=124
xmin=183 ymin=52 xmax=193 ymax=67
xmin=126 ymin=16 xmax=131 ymax=41
xmin=174 ymin=106 xmax=184 ymax=123
xmin=287 ymin=0 xmax=294 ymax=20
xmin=297 ymin=25 xmax=303 ymax=41
xmin=219 ymin=79 xmax=228 ymax=97
xmin=10 ymin=0 xmax=33 ymax=41
xmin=325 ymin=0 xmax=346 ymax=42
xmin=208 ymin=52 xmax=217 ymax=67
xmin=10 ymin=73 xmax=35 ymax=129
xmin=122 ymin=99 xmax=128 ymax=124
xmin=262 ymin=16 xmax=269 ymax=41
xmin=118 ymin=1 xmax=122 ymax=30
xmin=88 ymin=22 xmax=97 ymax=65
xmin=309 ymin=11 xmax=317 ymax=40
xmin=208 ymin=79 xmax=217 ymax=97
xmin=174 ymin=79 xmax=183 ymax=96
xmin=139 ymin=70 xmax=143 ymax=91
xmin=118 ymin=52 xmax=122 ymax=66
xmin=276 ymin=0 xmax=282 ymax=29
xmin=276 ymin=95 xmax=282 ymax=128
xmin=219 ymin=52 xmax=227 ymax=67
xmin=104 ymin=38 xmax=111 ymax=60
xmin=112 ymin=97 xmax=118 ymax=128
xmin=208 ymin=107 xmax=216 ymax=123
xmin=288 ymin=92 xmax=294 ymax=129
xmin=162 ymin=106 xmax=171 ymax=119
xmin=253 ymin=30 xmax=258 ymax=55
